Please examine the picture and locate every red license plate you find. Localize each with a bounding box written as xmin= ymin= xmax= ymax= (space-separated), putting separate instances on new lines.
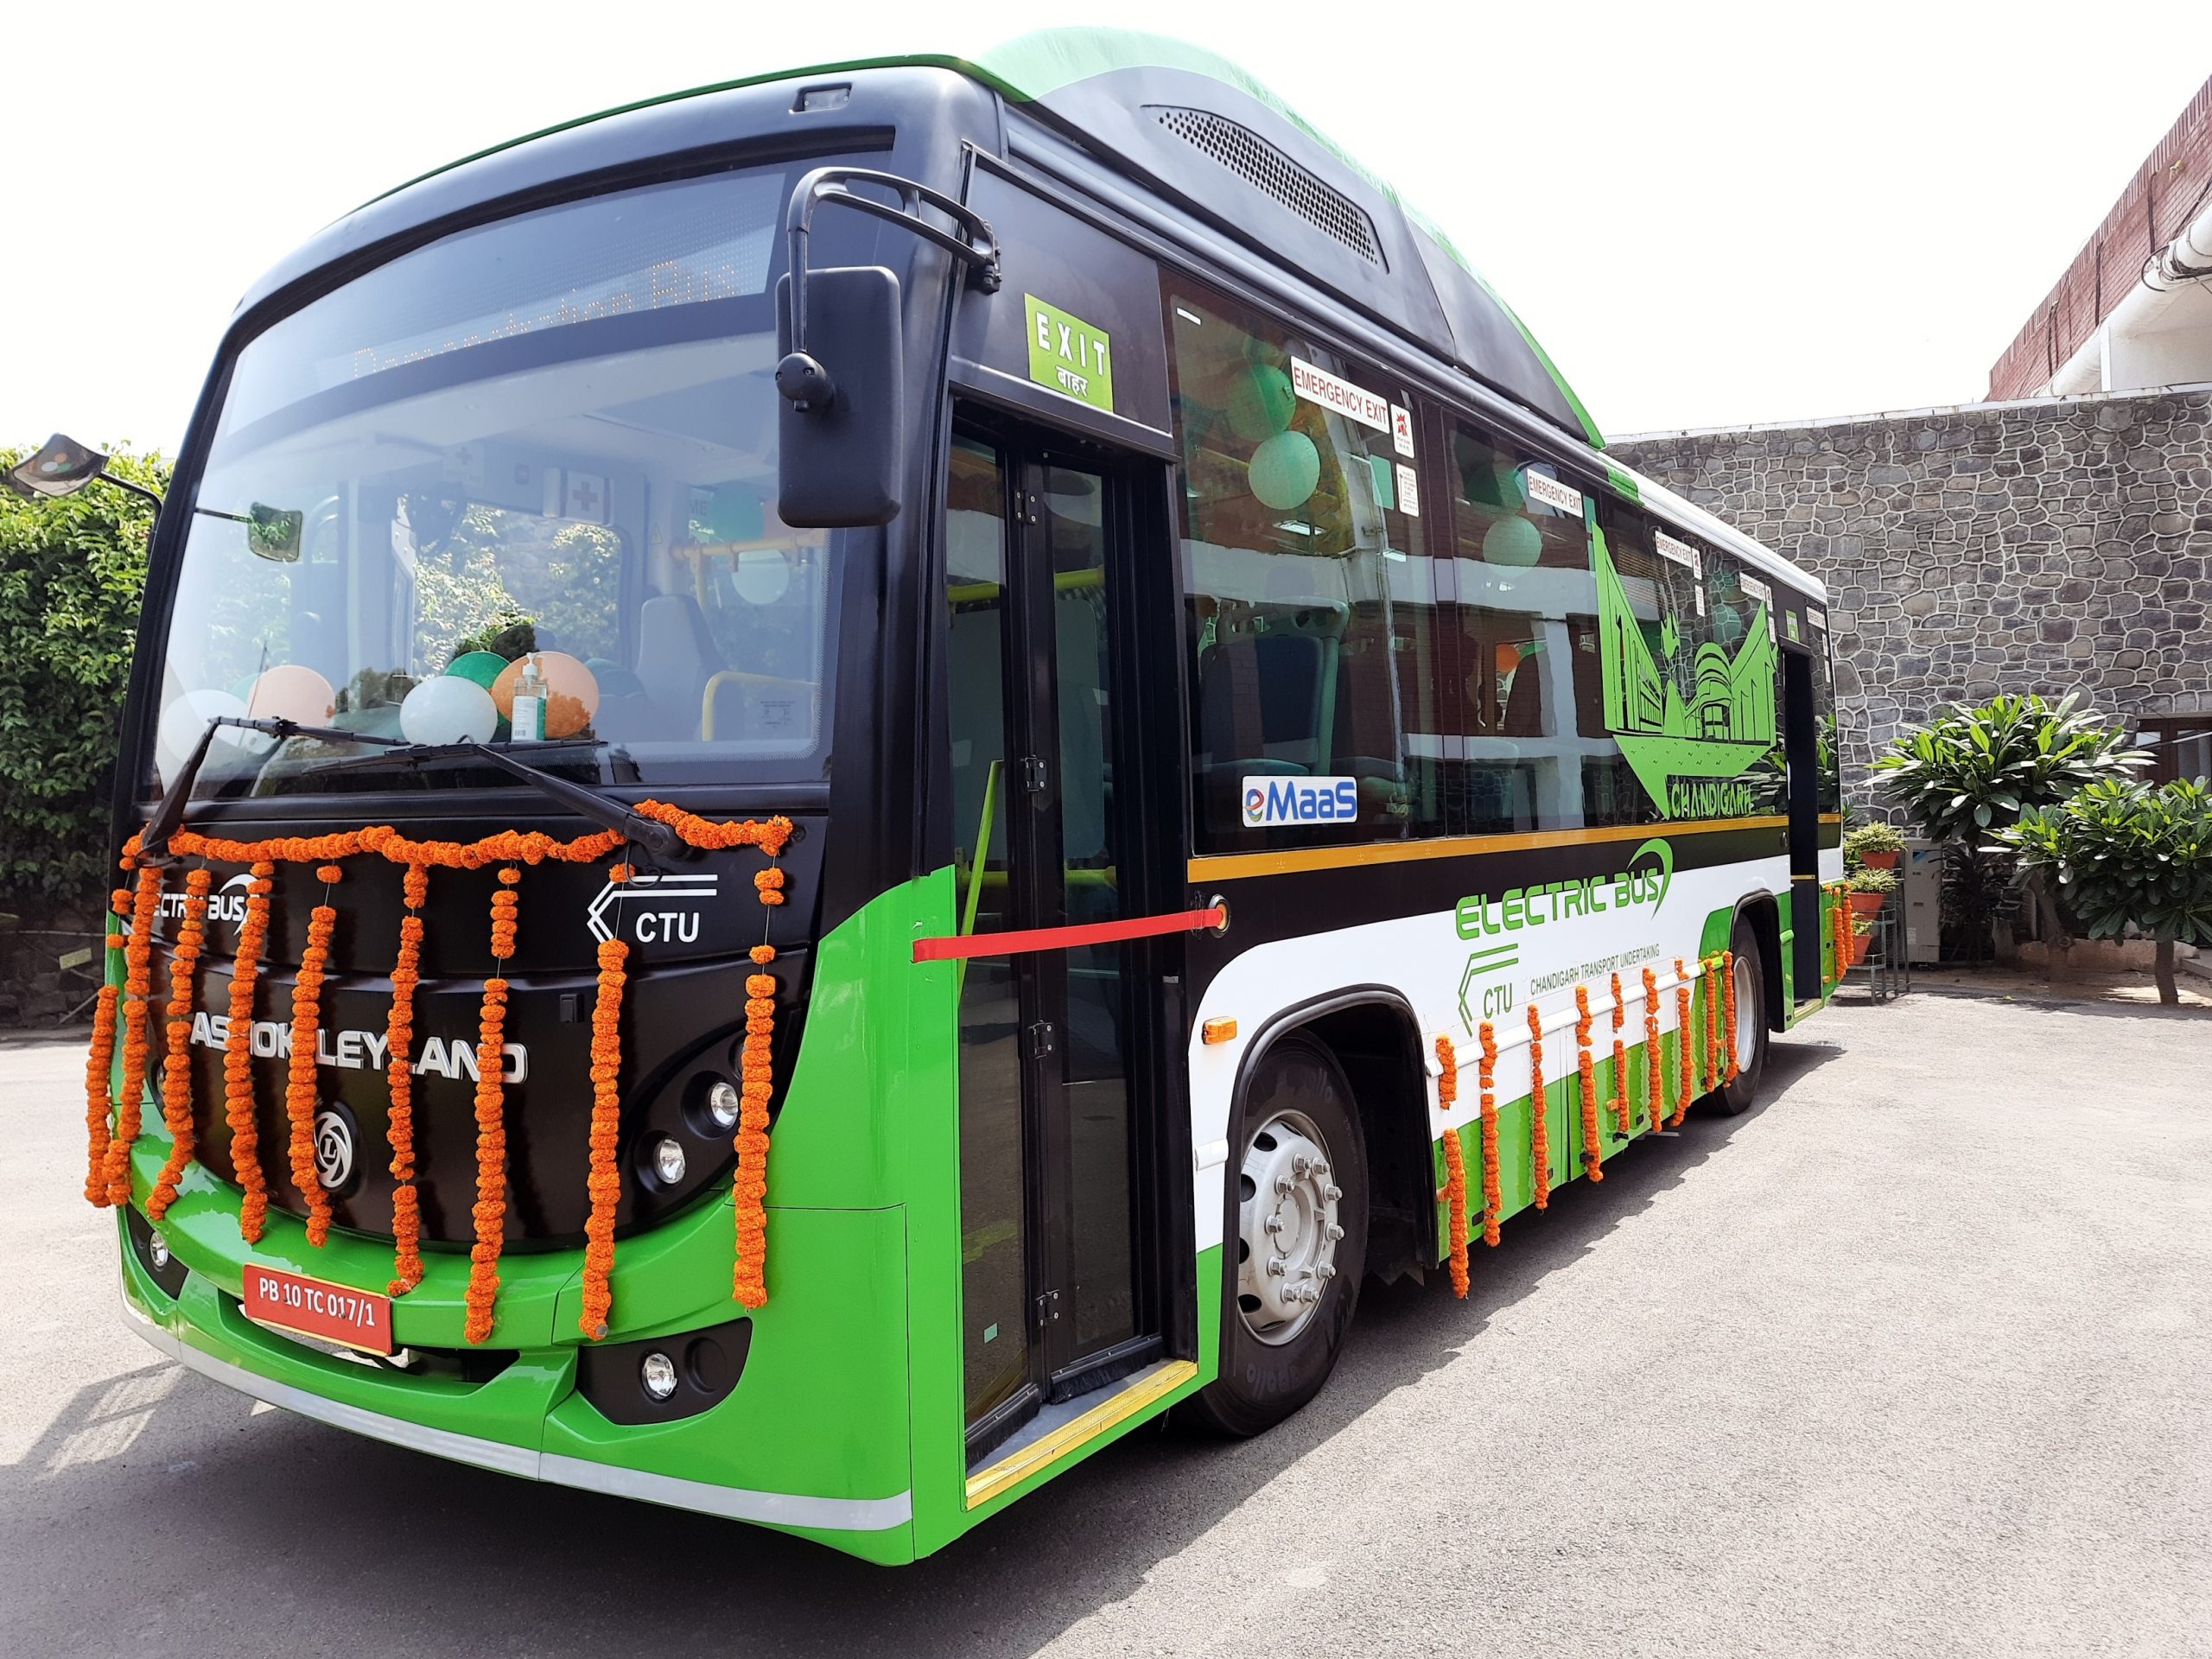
xmin=241 ymin=1263 xmax=393 ymax=1356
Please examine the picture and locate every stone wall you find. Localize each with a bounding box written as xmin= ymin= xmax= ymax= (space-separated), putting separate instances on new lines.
xmin=1612 ymin=386 xmax=2212 ymax=804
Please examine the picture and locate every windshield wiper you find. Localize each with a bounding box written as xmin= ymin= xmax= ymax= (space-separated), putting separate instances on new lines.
xmin=141 ymin=715 xmax=687 ymax=862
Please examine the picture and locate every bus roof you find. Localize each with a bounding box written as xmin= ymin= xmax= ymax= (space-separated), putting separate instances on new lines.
xmin=368 ymin=28 xmax=1605 ymax=451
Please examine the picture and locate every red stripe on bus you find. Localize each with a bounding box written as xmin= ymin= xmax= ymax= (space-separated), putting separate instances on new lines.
xmin=912 ymin=906 xmax=1225 ymax=963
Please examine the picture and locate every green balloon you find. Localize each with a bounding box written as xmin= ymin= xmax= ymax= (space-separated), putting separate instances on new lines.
xmin=448 ymin=650 xmax=507 ymax=687
xmin=1482 ymin=514 xmax=1544 ymax=568
xmin=1226 ymin=364 xmax=1296 ymax=442
xmin=1247 ymin=429 xmax=1321 ymax=512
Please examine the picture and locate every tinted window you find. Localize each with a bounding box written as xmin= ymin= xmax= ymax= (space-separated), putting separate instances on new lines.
xmin=1166 ymin=288 xmax=1427 ymax=850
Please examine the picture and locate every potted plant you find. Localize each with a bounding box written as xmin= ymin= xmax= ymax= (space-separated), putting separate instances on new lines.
xmin=1845 ymin=864 xmax=1898 ymax=915
xmin=1843 ymin=820 xmax=1905 ymax=872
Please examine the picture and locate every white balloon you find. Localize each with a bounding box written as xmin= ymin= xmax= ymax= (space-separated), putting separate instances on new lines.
xmin=400 ymin=675 xmax=499 ymax=746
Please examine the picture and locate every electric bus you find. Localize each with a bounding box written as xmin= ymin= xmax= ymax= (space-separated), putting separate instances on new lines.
xmin=79 ymin=29 xmax=1846 ymax=1564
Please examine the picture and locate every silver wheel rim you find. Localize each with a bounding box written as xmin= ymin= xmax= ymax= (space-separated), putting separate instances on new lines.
xmin=1235 ymin=1107 xmax=1341 ymax=1346
xmin=1732 ymin=953 xmax=1758 ymax=1074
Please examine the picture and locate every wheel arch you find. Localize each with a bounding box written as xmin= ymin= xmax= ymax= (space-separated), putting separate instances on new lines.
xmin=1728 ymin=889 xmax=1788 ymax=1032
xmin=1227 ymin=986 xmax=1436 ymax=1286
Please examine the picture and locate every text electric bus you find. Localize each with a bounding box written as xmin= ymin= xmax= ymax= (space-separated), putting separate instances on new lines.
xmin=81 ymin=29 xmax=1846 ymax=1563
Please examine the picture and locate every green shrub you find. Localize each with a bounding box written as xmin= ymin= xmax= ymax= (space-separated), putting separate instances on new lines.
xmin=0 ymin=445 xmax=163 ymax=903
xmin=1999 ymin=777 xmax=2212 ymax=1004
xmin=1872 ymin=693 xmax=2145 ymax=960
xmin=1844 ymin=865 xmax=1898 ymax=895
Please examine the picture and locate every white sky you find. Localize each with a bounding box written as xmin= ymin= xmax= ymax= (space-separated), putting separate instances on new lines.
xmin=4 ymin=1 xmax=2209 ymax=454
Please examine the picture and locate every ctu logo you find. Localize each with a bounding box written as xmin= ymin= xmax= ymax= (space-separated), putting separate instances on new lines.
xmin=585 ymin=870 xmax=722 ymax=946
xmin=1242 ymin=776 xmax=1358 ymax=828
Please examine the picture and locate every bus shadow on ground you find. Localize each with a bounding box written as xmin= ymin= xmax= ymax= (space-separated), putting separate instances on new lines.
xmin=5 ymin=1040 xmax=1840 ymax=1659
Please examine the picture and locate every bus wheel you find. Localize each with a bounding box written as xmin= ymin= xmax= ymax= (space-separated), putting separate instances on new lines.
xmin=1705 ymin=918 xmax=1769 ymax=1116
xmin=1187 ymin=1034 xmax=1368 ymax=1437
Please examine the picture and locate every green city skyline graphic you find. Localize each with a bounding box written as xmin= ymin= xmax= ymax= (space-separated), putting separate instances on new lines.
xmin=1594 ymin=535 xmax=1777 ymax=817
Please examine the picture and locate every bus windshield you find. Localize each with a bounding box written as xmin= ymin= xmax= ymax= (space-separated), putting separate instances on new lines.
xmin=151 ymin=163 xmax=836 ymax=800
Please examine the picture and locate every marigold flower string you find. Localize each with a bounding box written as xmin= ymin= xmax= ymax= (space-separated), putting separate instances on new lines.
xmin=225 ymin=862 xmax=276 ymax=1243
xmin=1609 ymin=969 xmax=1630 ymax=1139
xmin=579 ymin=923 xmax=632 ymax=1340
xmin=465 ymin=871 xmax=520 ymax=1344
xmin=148 ymin=867 xmax=213 ymax=1220
xmin=1526 ymin=1001 xmax=1549 ymax=1210
xmin=1721 ymin=949 xmax=1740 ymax=1084
xmin=733 ymin=964 xmax=778 ymax=1307
xmin=103 ymin=864 xmax=165 ymax=1206
xmin=1477 ymin=1020 xmax=1501 ymax=1248
xmin=1704 ymin=956 xmax=1721 ymax=1095
xmin=1434 ymin=1034 xmax=1467 ymax=1298
xmin=83 ymin=906 xmax=124 ymax=1205
xmin=284 ymin=871 xmax=341 ymax=1245
xmin=1574 ymin=985 xmax=1603 ymax=1182
xmin=1642 ymin=965 xmax=1664 ymax=1136
xmin=1673 ymin=958 xmax=1694 ymax=1127
xmin=384 ymin=864 xmax=429 ymax=1294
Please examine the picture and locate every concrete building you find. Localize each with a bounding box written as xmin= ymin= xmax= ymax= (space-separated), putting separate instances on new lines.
xmin=1612 ymin=75 xmax=2212 ymax=803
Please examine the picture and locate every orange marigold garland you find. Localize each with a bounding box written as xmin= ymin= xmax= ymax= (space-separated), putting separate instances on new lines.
xmin=147 ymin=867 xmax=213 ymax=1220
xmin=1609 ymin=969 xmax=1631 ymax=1139
xmin=1574 ymin=985 xmax=1603 ymax=1182
xmin=1673 ymin=957 xmax=1694 ymax=1127
xmin=102 ymin=862 xmax=165 ymax=1207
xmin=733 ymin=963 xmax=779 ymax=1308
xmin=1434 ymin=1034 xmax=1467 ymax=1298
xmin=384 ymin=864 xmax=429 ymax=1294
xmin=579 ymin=928 xmax=632 ymax=1340
xmin=285 ymin=871 xmax=341 ymax=1245
xmin=226 ymin=862 xmax=276 ymax=1243
xmin=465 ymin=871 xmax=520 ymax=1344
xmin=1526 ymin=1001 xmax=1550 ymax=1210
xmin=1477 ymin=1020 xmax=1501 ymax=1248
xmin=1703 ymin=956 xmax=1721 ymax=1095
xmin=1721 ymin=949 xmax=1740 ymax=1084
xmin=83 ymin=905 xmax=125 ymax=1205
xmin=1642 ymin=965 xmax=1664 ymax=1135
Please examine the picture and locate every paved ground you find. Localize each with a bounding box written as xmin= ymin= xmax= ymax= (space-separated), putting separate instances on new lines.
xmin=4 ymin=989 xmax=2209 ymax=1657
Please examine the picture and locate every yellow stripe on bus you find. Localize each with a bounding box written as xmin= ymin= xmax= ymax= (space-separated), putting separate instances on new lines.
xmin=1187 ymin=816 xmax=1791 ymax=883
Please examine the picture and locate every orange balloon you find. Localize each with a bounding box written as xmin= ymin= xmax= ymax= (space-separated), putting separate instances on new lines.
xmin=491 ymin=652 xmax=601 ymax=739
xmin=244 ymin=664 xmax=335 ymax=726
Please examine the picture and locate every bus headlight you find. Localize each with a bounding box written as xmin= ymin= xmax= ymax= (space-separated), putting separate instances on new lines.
xmin=706 ymin=1079 xmax=742 ymax=1131
xmin=648 ymin=1135 xmax=687 ymax=1186
xmin=639 ymin=1351 xmax=679 ymax=1401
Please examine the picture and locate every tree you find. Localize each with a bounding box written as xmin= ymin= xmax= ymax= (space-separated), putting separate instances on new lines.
xmin=0 ymin=444 xmax=164 ymax=903
xmin=1999 ymin=778 xmax=2212 ymax=1005
xmin=1871 ymin=693 xmax=2145 ymax=960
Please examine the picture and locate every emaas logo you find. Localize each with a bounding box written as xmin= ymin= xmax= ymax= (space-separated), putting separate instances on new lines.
xmin=1242 ymin=775 xmax=1358 ymax=828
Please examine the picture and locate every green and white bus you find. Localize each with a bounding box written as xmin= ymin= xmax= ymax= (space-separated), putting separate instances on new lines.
xmin=77 ymin=29 xmax=1845 ymax=1564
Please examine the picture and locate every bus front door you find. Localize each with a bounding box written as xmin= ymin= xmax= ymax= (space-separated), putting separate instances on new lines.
xmin=944 ymin=421 xmax=1172 ymax=1465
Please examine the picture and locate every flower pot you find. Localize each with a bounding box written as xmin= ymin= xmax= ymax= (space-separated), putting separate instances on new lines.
xmin=1847 ymin=891 xmax=1889 ymax=918
xmin=1841 ymin=927 xmax=1872 ymax=968
xmin=1859 ymin=849 xmax=1900 ymax=871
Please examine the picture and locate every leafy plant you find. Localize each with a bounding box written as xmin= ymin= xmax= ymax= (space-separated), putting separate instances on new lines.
xmin=1845 ymin=865 xmax=1898 ymax=895
xmin=1872 ymin=693 xmax=2145 ymax=960
xmin=1999 ymin=778 xmax=2212 ymax=1005
xmin=1843 ymin=821 xmax=1905 ymax=862
xmin=0 ymin=444 xmax=165 ymax=904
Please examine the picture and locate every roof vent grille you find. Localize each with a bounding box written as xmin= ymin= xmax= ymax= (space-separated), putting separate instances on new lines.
xmin=1152 ymin=107 xmax=1381 ymax=264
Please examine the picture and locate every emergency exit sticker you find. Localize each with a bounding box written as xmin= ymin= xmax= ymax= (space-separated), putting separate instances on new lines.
xmin=1026 ymin=295 xmax=1115 ymax=414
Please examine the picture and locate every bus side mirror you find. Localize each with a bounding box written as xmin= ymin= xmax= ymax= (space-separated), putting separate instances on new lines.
xmin=774 ymin=265 xmax=903 ymax=528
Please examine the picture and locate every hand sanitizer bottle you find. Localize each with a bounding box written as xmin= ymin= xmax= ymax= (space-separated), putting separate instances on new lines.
xmin=511 ymin=653 xmax=547 ymax=743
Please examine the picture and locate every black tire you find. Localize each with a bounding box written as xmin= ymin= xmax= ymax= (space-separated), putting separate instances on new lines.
xmin=1701 ymin=916 xmax=1769 ymax=1116
xmin=1185 ymin=1033 xmax=1368 ymax=1437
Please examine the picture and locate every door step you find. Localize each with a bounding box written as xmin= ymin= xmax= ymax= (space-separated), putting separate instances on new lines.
xmin=964 ymin=1357 xmax=1198 ymax=1508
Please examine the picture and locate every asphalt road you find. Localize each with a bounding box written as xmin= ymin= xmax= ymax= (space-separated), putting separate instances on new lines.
xmin=4 ymin=988 xmax=2209 ymax=1657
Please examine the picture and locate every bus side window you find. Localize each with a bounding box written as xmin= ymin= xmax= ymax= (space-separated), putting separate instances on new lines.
xmin=1439 ymin=422 xmax=1600 ymax=834
xmin=1164 ymin=288 xmax=1423 ymax=851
